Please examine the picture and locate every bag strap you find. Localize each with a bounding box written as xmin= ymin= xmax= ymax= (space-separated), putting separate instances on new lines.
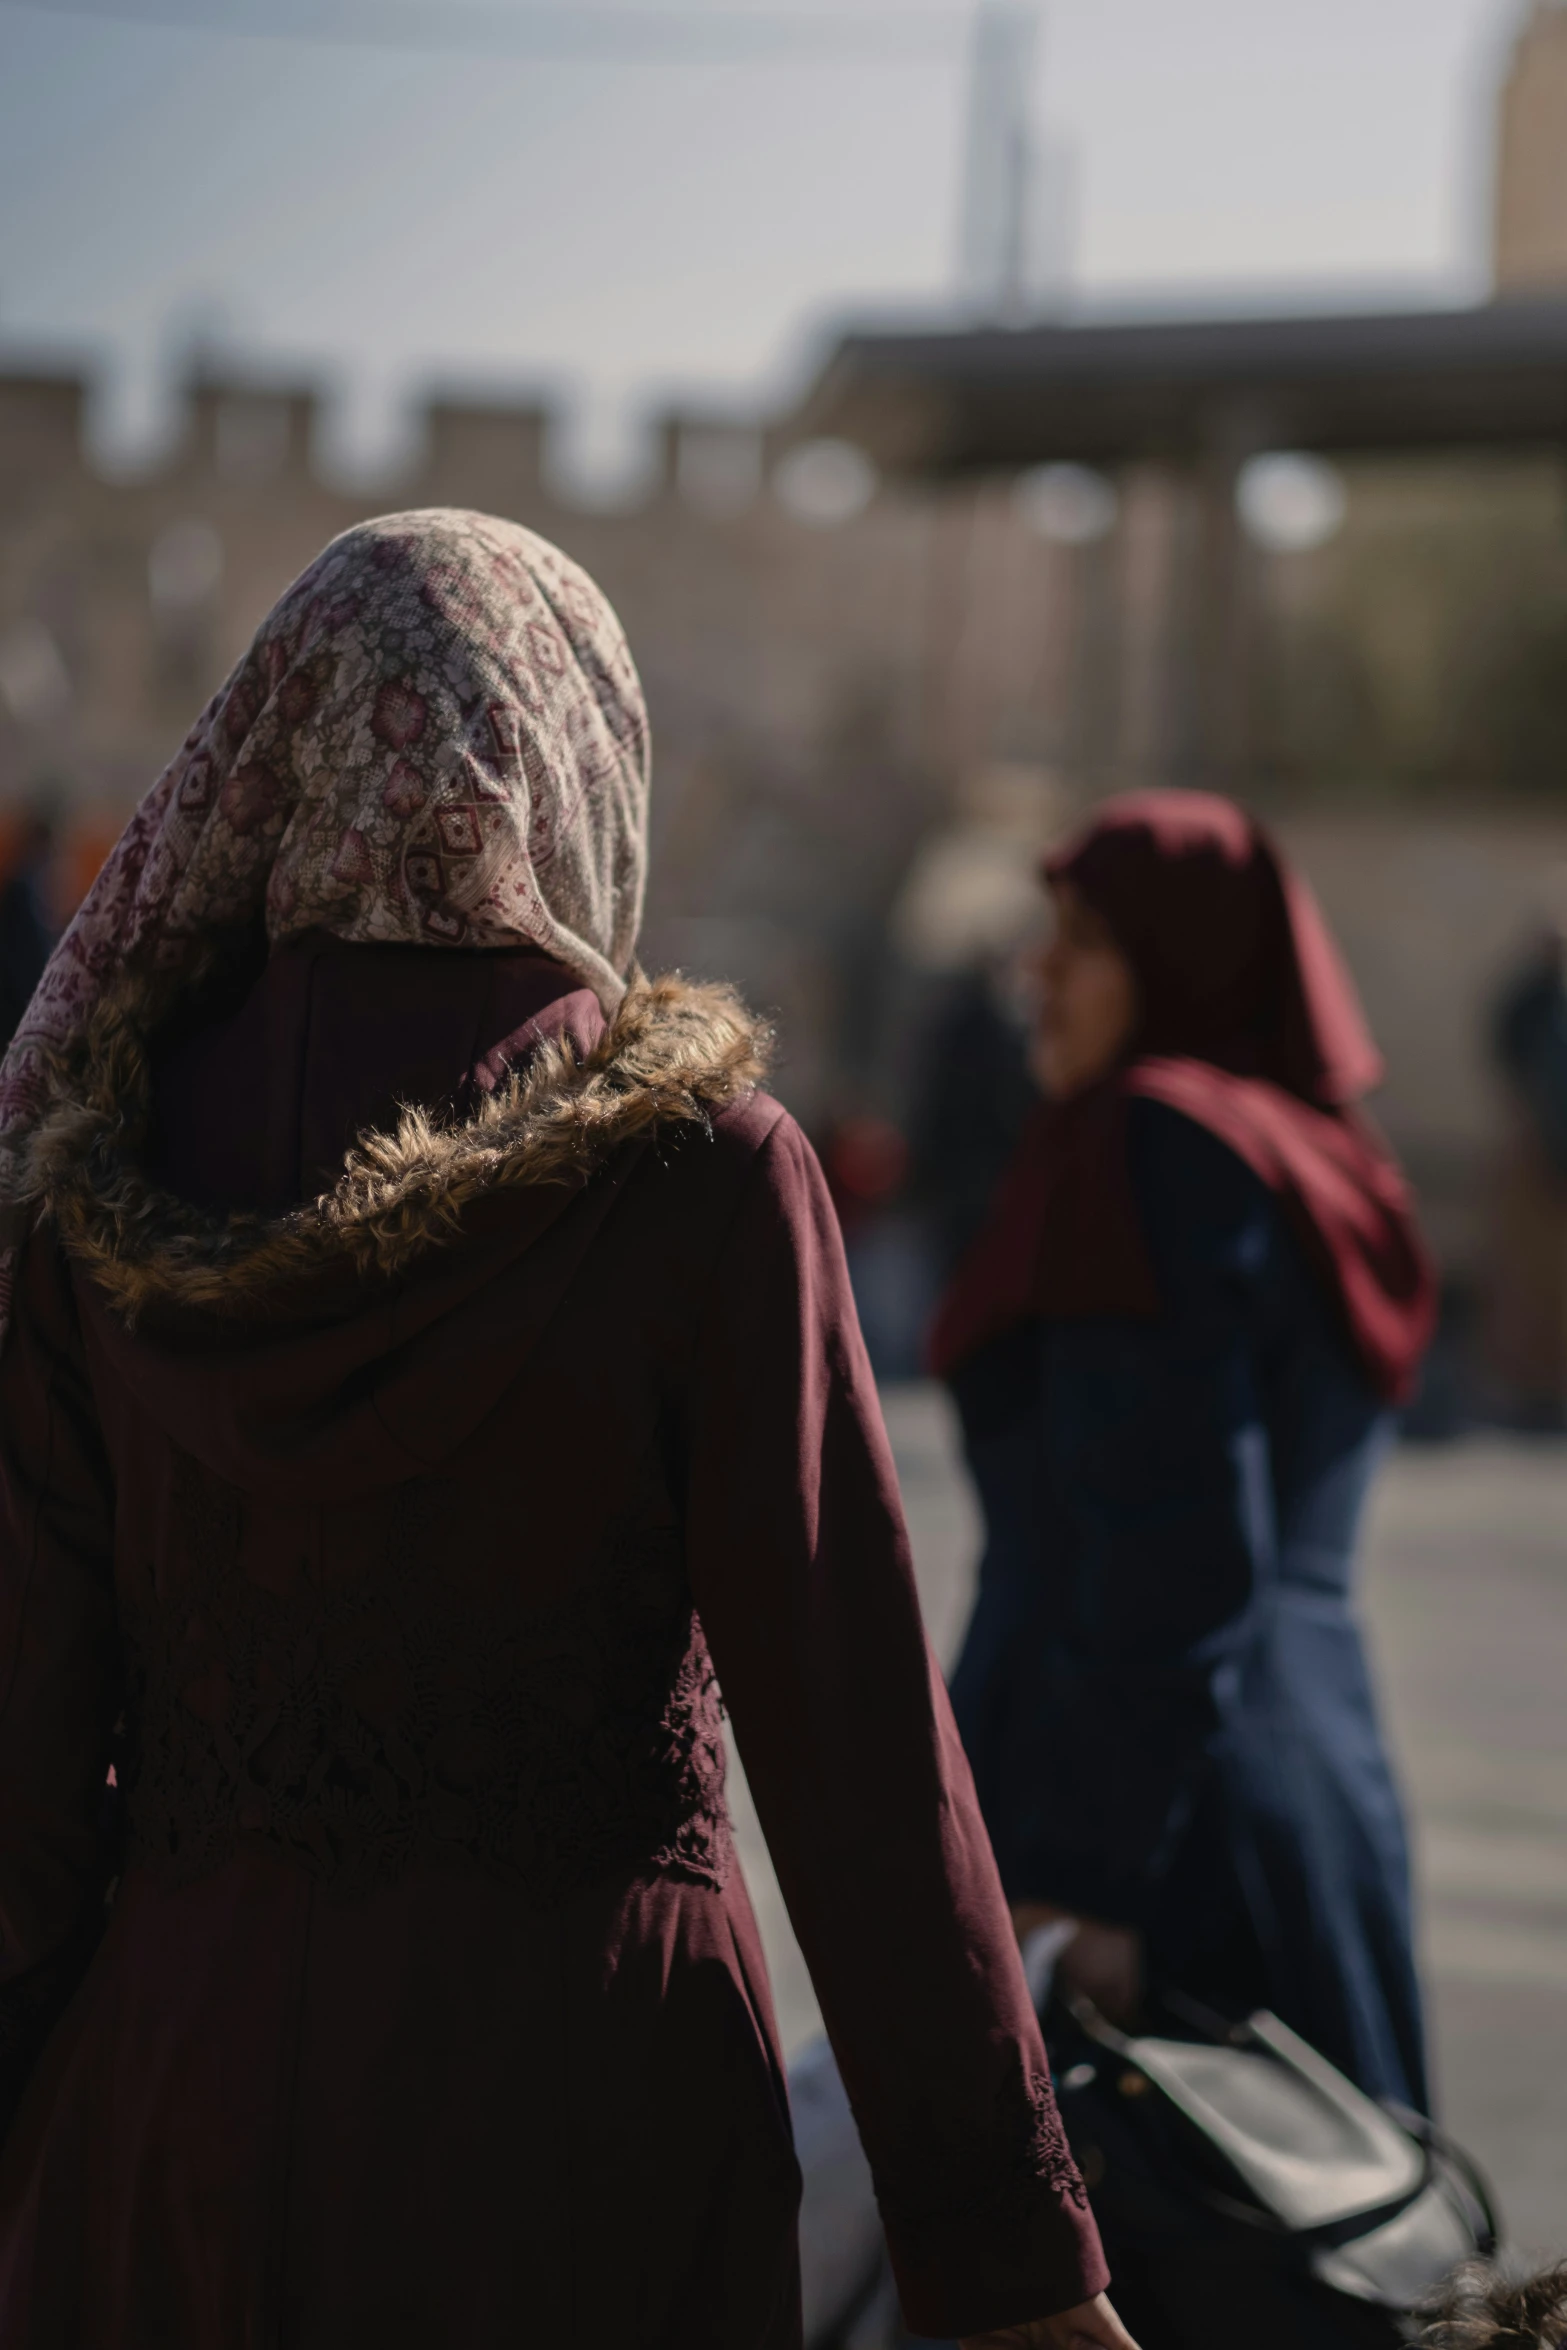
xmin=1383 ymin=2102 xmax=1502 ymax=2256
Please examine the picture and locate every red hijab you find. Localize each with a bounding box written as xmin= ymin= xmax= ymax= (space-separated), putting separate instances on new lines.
xmin=928 ymin=792 xmax=1436 ymax=1403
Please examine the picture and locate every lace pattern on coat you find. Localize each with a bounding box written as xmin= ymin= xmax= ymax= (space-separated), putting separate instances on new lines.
xmin=120 ymin=1453 xmax=730 ymax=1902
xmin=873 ymin=2059 xmax=1090 ymax=2230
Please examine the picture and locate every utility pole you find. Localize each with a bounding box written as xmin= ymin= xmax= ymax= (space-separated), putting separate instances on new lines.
xmin=956 ymin=4 xmax=1043 ymax=319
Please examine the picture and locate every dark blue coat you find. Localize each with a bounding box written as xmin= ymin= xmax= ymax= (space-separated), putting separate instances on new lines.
xmin=949 ymin=1098 xmax=1428 ymax=2112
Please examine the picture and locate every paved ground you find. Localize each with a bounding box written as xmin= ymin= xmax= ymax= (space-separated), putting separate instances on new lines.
xmin=728 ymin=1389 xmax=1567 ymax=2262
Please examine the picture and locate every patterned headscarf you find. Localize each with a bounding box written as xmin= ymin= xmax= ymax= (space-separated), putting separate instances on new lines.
xmin=0 ymin=507 xmax=649 ymax=1219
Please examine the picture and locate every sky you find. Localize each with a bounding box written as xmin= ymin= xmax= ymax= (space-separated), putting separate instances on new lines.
xmin=0 ymin=0 xmax=1534 ymax=484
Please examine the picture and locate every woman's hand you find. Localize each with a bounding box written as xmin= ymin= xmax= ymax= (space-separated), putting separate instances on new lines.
xmin=1012 ymin=1901 xmax=1142 ymax=2029
xmin=960 ymin=2289 xmax=1142 ymax=2348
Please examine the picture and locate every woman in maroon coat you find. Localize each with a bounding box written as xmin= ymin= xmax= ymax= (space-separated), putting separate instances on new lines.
xmin=0 ymin=513 xmax=1131 ymax=2350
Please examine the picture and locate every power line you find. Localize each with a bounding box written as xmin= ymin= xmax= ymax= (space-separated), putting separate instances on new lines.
xmin=0 ymin=0 xmax=970 ymax=60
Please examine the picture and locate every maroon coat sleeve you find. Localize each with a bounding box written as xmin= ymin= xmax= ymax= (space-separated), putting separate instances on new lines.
xmin=0 ymin=1232 xmax=120 ymax=2017
xmin=683 ymin=1111 xmax=1108 ymax=2341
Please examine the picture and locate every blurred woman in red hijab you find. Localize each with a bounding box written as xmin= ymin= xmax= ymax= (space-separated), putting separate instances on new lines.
xmin=933 ymin=791 xmax=1435 ymax=2117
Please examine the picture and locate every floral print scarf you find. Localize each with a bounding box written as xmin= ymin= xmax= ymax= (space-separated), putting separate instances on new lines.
xmin=0 ymin=506 xmax=651 ymax=1324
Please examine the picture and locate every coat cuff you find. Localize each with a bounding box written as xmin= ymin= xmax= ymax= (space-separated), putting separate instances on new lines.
xmin=870 ymin=2061 xmax=1109 ymax=2340
xmin=882 ymin=2185 xmax=1109 ymax=2340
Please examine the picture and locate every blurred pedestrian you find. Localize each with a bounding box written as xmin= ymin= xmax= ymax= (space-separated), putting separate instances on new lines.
xmin=820 ymin=1111 xmax=929 ymax=1376
xmin=910 ymin=954 xmax=1039 ymax=1279
xmin=0 ymin=805 xmax=56 ymax=1052
xmin=0 ymin=512 xmax=1133 ymax=2350
xmin=1486 ymin=893 xmax=1567 ymax=1427
xmin=931 ymin=791 xmax=1435 ymax=2112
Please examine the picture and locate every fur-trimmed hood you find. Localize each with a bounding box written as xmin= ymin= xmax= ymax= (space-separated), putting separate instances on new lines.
xmin=28 ymin=970 xmax=771 ymax=1332
xmin=23 ymin=961 xmax=775 ymax=1503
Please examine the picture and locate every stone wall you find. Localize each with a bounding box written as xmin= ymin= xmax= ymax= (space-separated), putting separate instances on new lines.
xmin=1 ymin=357 xmax=1563 ymax=1330
xmin=0 ymin=363 xmax=1085 ymax=1127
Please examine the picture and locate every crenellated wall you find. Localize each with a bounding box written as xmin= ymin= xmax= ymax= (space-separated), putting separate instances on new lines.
xmin=2 ymin=355 xmax=1565 ymax=1320
xmin=0 ymin=360 xmax=1089 ymax=1129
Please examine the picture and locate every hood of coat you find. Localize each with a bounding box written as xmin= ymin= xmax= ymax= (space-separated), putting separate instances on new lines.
xmin=26 ymin=968 xmax=770 ymax=1501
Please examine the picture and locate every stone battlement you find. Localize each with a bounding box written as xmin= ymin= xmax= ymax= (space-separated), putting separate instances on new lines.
xmin=0 ymin=357 xmax=761 ymax=513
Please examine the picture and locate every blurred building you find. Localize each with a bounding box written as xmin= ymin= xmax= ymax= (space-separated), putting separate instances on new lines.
xmin=0 ymin=362 xmax=1096 ymax=1134
xmin=774 ymin=3 xmax=1567 ymax=1405
xmin=1496 ymin=0 xmax=1567 ymax=295
xmin=5 ymin=4 xmax=1567 ymax=1405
